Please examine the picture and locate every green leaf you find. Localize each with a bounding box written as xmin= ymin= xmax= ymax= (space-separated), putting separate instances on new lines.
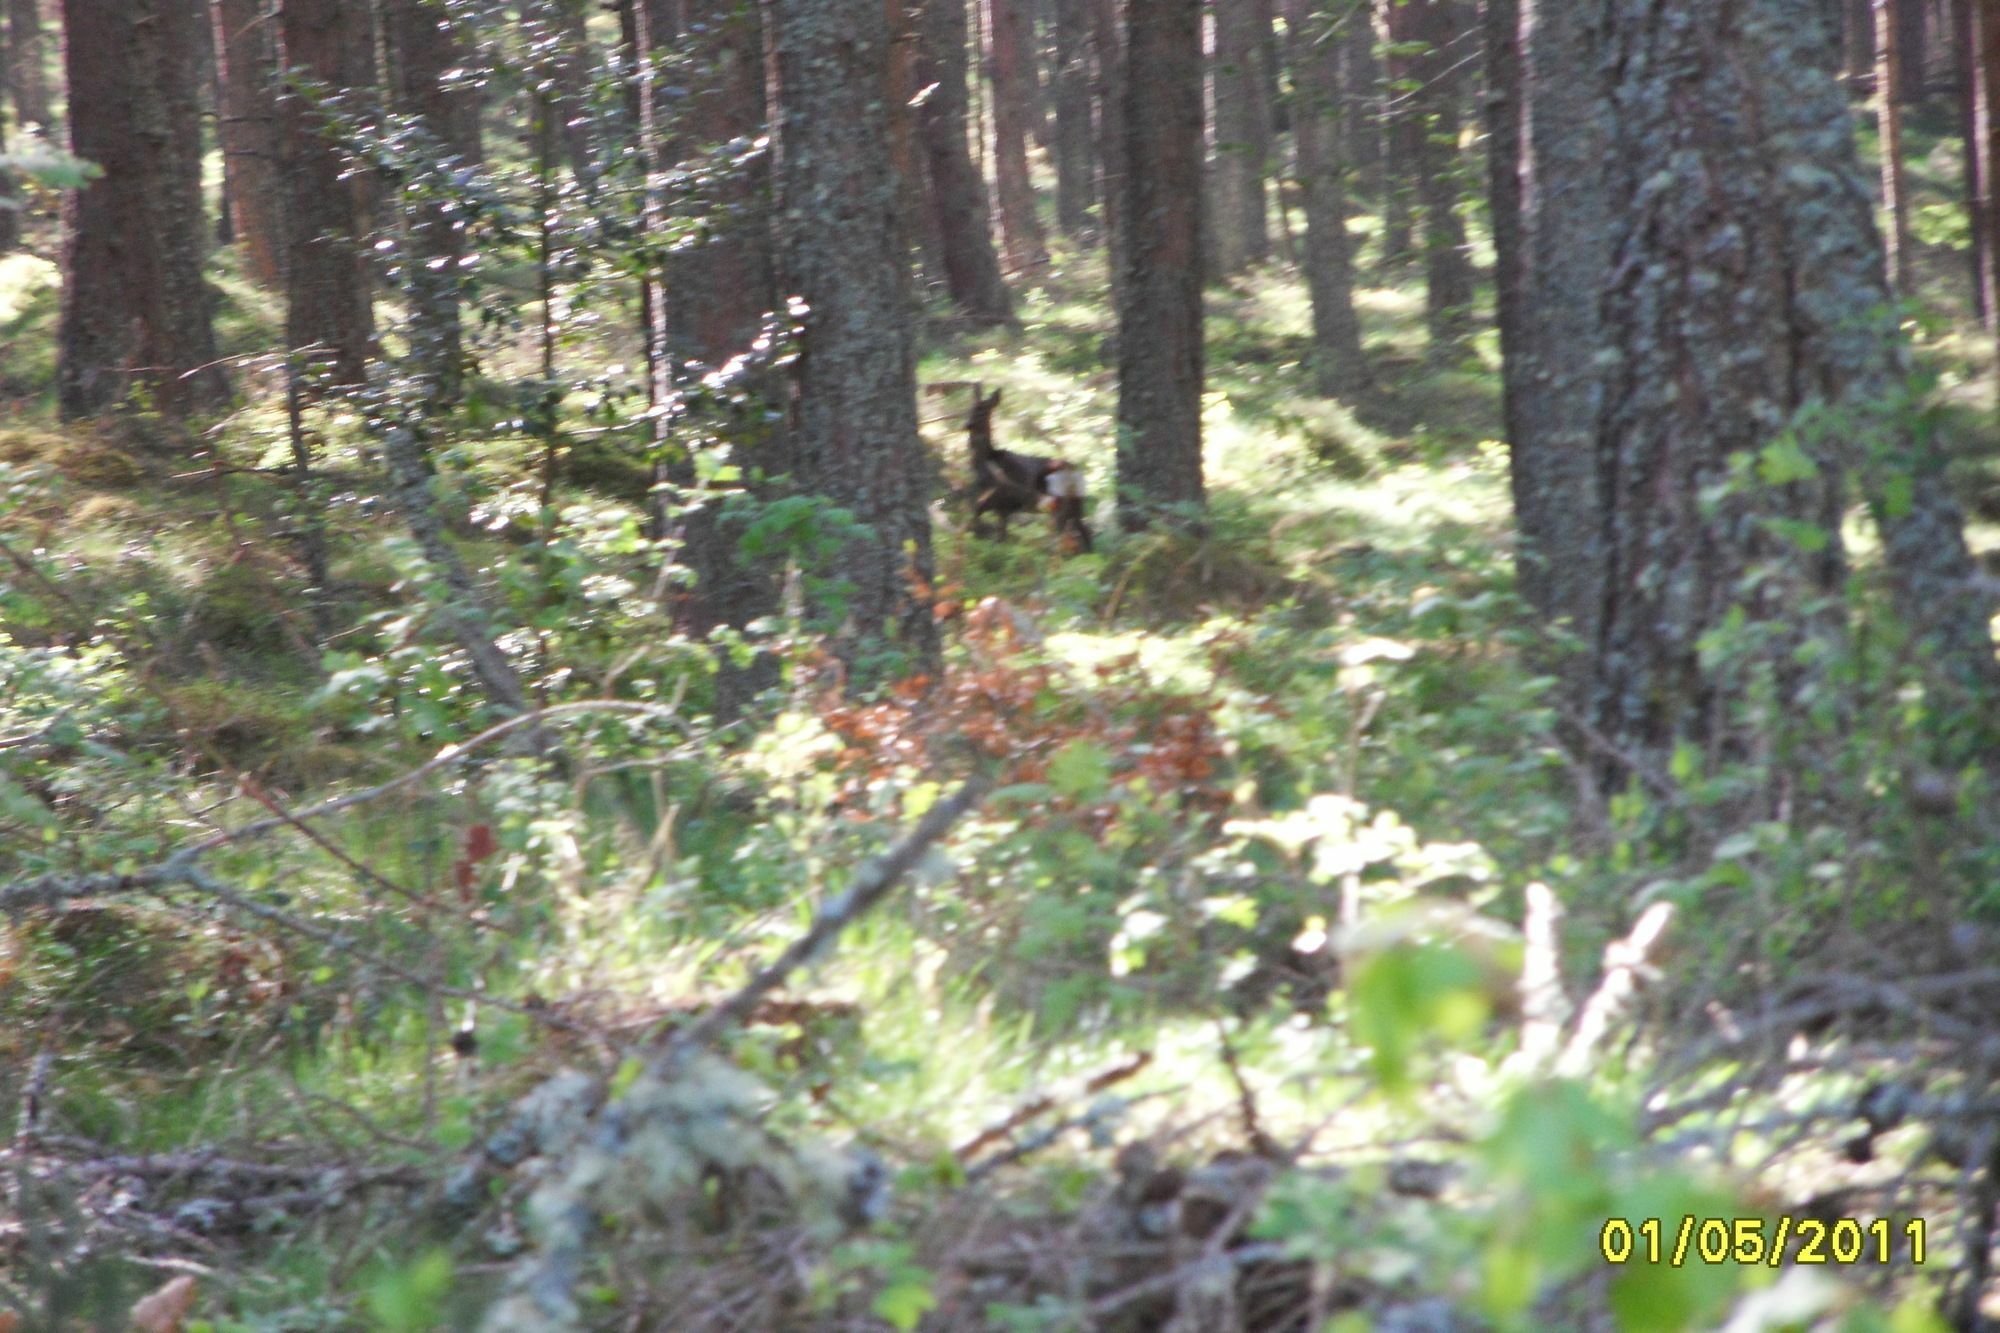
xmin=1762 ymin=517 xmax=1830 ymax=553
xmin=872 ymin=1274 xmax=938 ymax=1331
xmin=1349 ymin=941 xmax=1489 ymax=1094
xmin=1047 ymin=740 xmax=1113 ymax=800
xmin=365 ymin=1249 xmax=454 ymax=1333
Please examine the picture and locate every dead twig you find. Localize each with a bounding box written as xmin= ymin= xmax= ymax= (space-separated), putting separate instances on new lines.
xmin=954 ymin=1052 xmax=1155 ymax=1164
xmin=660 ymin=772 xmax=990 ymax=1059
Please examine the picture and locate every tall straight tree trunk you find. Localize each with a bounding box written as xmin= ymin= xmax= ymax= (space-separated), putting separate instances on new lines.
xmin=771 ymin=0 xmax=939 ymax=678
xmin=1960 ymin=0 xmax=1987 ymax=324
xmin=1376 ymin=0 xmax=1414 ymax=258
xmin=281 ymin=0 xmax=373 ymax=384
xmin=915 ymin=0 xmax=1014 ymax=325
xmin=57 ymin=0 xmax=230 ymax=419
xmin=388 ymin=0 xmax=479 ymax=402
xmin=1030 ymin=0 xmax=1055 ymax=148
xmin=1393 ymin=0 xmax=1473 ymax=346
xmin=885 ymin=0 xmax=941 ymax=285
xmin=1115 ymin=0 xmax=1203 ymax=529
xmin=1974 ymin=0 xmax=2000 ymax=346
xmin=1339 ymin=0 xmax=1382 ymax=199
xmin=1579 ymin=0 xmax=1994 ymax=771
xmin=1492 ymin=0 xmax=1608 ymax=657
xmin=1289 ymin=0 xmax=1366 ymax=397
xmin=622 ymin=0 xmax=678 ymax=543
xmin=8 ymin=0 xmax=48 ymax=132
xmin=1873 ymin=0 xmax=1913 ymax=293
xmin=1893 ymin=0 xmax=1926 ymax=96
xmin=1483 ymin=0 xmax=1523 ymax=446
xmin=664 ymin=0 xmax=785 ymax=712
xmin=1093 ymin=0 xmax=1127 ymax=305
xmin=1051 ymin=0 xmax=1095 ymax=235
xmin=0 ymin=64 xmax=16 ymax=252
xmin=1210 ymin=0 xmax=1272 ymax=276
xmin=989 ymin=0 xmax=1049 ymax=270
xmin=1843 ymin=0 xmax=1873 ymax=77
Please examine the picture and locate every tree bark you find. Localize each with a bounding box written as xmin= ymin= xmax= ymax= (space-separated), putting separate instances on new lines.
xmin=0 ymin=76 xmax=15 ymax=254
xmin=1960 ymin=0 xmax=1987 ymax=324
xmin=915 ymin=0 xmax=1014 ymax=325
xmin=1974 ymin=0 xmax=2000 ymax=343
xmin=771 ymin=0 xmax=940 ymax=679
xmin=7 ymin=0 xmax=48 ymax=132
xmin=663 ymin=0 xmax=786 ymax=712
xmin=1872 ymin=0 xmax=1912 ymax=294
xmin=1115 ymin=0 xmax=1204 ymax=529
xmin=217 ymin=0 xmax=288 ymax=286
xmin=1585 ymin=0 xmax=1993 ymax=770
xmin=885 ymin=0 xmax=941 ymax=287
xmin=1093 ymin=0 xmax=1127 ymax=305
xmin=1893 ymin=0 xmax=1926 ymax=97
xmin=1494 ymin=0 xmax=1609 ymax=658
xmin=1289 ymin=0 xmax=1366 ymax=398
xmin=989 ymin=0 xmax=1049 ymax=270
xmin=1483 ymin=0 xmax=1523 ymax=446
xmin=1210 ymin=0 xmax=1272 ymax=276
xmin=1051 ymin=0 xmax=1095 ymax=235
xmin=57 ymin=0 xmax=230 ymax=419
xmin=387 ymin=0 xmax=480 ymax=402
xmin=281 ymin=0 xmax=374 ymax=385
xmin=1338 ymin=0 xmax=1381 ymax=199
xmin=1840 ymin=0 xmax=1869 ymax=78
xmin=1388 ymin=0 xmax=1472 ymax=346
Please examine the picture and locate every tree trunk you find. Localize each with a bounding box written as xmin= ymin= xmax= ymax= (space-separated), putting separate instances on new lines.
xmin=1585 ymin=0 xmax=1993 ymax=771
xmin=664 ymin=0 xmax=785 ymax=712
xmin=1092 ymin=0 xmax=1126 ymax=305
xmin=1289 ymin=0 xmax=1366 ymax=398
xmin=1873 ymin=0 xmax=1912 ymax=294
xmin=1375 ymin=1 xmax=1414 ymax=258
xmin=885 ymin=0 xmax=940 ymax=286
xmin=915 ymin=0 xmax=1014 ymax=325
xmin=1845 ymin=0 xmax=1874 ymax=77
xmin=622 ymin=0 xmax=678 ymax=546
xmin=1974 ymin=0 xmax=2000 ymax=342
xmin=1960 ymin=0 xmax=1987 ymax=324
xmin=1339 ymin=0 xmax=1381 ymax=199
xmin=989 ymin=0 xmax=1049 ymax=270
xmin=281 ymin=0 xmax=373 ymax=385
xmin=1389 ymin=0 xmax=1472 ymax=346
xmin=57 ymin=0 xmax=230 ymax=419
xmin=217 ymin=0 xmax=288 ymax=288
xmin=771 ymin=0 xmax=939 ymax=679
xmin=387 ymin=0 xmax=479 ymax=402
xmin=1893 ymin=0 xmax=1926 ymax=97
xmin=1115 ymin=0 xmax=1203 ymax=529
xmin=1493 ymin=0 xmax=1609 ymax=658
xmin=1051 ymin=0 xmax=1095 ymax=235
xmin=1483 ymin=0 xmax=1523 ymax=445
xmin=1210 ymin=0 xmax=1272 ymax=276
xmin=0 ymin=64 xmax=17 ymax=253
xmin=8 ymin=0 xmax=48 ymax=132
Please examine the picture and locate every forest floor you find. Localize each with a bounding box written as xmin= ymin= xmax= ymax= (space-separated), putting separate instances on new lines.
xmin=1 ymin=109 xmax=1997 ymax=1332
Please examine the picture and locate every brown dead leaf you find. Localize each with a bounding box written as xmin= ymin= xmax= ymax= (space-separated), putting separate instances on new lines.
xmin=129 ymin=1275 xmax=198 ymax=1333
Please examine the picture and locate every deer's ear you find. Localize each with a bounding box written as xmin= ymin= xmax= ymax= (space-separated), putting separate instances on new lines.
xmin=981 ymin=388 xmax=1003 ymax=411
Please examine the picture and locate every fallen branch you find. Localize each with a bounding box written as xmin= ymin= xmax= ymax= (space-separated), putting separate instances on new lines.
xmin=954 ymin=1052 xmax=1154 ymax=1164
xmin=660 ymin=773 xmax=991 ymax=1058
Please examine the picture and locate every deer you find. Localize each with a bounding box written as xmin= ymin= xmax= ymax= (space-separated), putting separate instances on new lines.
xmin=965 ymin=388 xmax=1094 ymax=554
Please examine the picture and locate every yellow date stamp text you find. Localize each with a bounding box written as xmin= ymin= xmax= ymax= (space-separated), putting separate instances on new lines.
xmin=1599 ymin=1217 xmax=1926 ymax=1267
